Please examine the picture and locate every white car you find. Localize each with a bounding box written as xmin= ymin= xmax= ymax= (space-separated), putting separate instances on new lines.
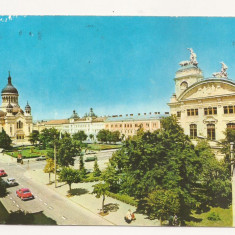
xmin=5 ymin=178 xmax=18 ymax=187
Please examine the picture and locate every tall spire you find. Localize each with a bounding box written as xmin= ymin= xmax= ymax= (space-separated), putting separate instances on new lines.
xmin=8 ymin=71 xmax=12 ymax=85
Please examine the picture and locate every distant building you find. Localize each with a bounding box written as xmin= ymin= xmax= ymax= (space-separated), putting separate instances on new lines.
xmin=104 ymin=112 xmax=169 ymax=139
xmin=0 ymin=72 xmax=33 ymax=144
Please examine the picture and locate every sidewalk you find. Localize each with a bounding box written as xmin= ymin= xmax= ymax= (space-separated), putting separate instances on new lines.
xmin=25 ymin=168 xmax=160 ymax=226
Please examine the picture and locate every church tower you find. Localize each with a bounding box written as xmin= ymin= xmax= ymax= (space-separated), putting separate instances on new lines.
xmin=1 ymin=72 xmax=19 ymax=112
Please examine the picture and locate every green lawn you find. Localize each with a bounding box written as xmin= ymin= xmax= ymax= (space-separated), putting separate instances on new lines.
xmin=6 ymin=147 xmax=51 ymax=159
xmin=87 ymin=143 xmax=122 ymax=151
xmin=186 ymin=206 xmax=232 ymax=227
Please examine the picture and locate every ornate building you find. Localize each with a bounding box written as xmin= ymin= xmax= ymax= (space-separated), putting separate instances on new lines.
xmin=168 ymin=48 xmax=235 ymax=154
xmin=0 ymin=73 xmax=33 ymax=144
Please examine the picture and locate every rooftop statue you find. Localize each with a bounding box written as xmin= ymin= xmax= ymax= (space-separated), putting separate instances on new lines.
xmin=212 ymin=62 xmax=228 ymax=78
xmin=179 ymin=48 xmax=198 ymax=67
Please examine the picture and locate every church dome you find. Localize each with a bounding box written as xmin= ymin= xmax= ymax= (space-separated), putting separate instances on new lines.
xmin=70 ymin=110 xmax=79 ymax=119
xmin=1 ymin=73 xmax=18 ymax=95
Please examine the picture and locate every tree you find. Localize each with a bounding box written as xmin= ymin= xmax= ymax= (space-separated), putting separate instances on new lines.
xmin=97 ymin=129 xmax=109 ymax=143
xmin=57 ymin=136 xmax=81 ymax=167
xmin=28 ymin=130 xmax=39 ymax=146
xmin=103 ymin=116 xmax=202 ymax=224
xmin=44 ymin=158 xmax=55 ymax=184
xmin=93 ymin=159 xmax=101 ymax=177
xmin=59 ymin=167 xmax=81 ymax=192
xmin=111 ymin=131 xmax=121 ymax=143
xmin=73 ymin=131 xmax=87 ymax=142
xmin=92 ymin=183 xmax=109 ymax=213
xmin=0 ymin=129 xmax=12 ymax=149
xmin=39 ymin=128 xmax=59 ymax=149
xmin=195 ymin=140 xmax=231 ymax=209
xmin=79 ymin=156 xmax=86 ymax=177
xmin=145 ymin=187 xmax=180 ymax=225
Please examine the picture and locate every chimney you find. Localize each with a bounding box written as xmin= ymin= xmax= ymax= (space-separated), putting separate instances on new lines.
xmin=126 ymin=114 xmax=128 ymax=117
xmin=158 ymin=112 xmax=160 ymax=114
xmin=138 ymin=113 xmax=140 ymax=116
xmin=130 ymin=114 xmax=133 ymax=116
xmin=165 ymin=112 xmax=169 ymax=114
xmin=120 ymin=115 xmax=122 ymax=117
xmin=144 ymin=113 xmax=146 ymax=115
xmin=149 ymin=112 xmax=151 ymax=115
xmin=154 ymin=112 xmax=157 ymax=115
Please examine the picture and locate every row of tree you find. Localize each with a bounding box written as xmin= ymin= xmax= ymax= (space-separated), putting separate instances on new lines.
xmin=29 ymin=128 xmax=122 ymax=147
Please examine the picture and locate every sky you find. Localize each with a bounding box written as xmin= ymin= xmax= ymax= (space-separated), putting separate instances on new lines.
xmin=1 ymin=16 xmax=235 ymax=120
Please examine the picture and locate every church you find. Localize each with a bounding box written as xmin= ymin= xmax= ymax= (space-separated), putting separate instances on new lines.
xmin=168 ymin=48 xmax=235 ymax=155
xmin=0 ymin=72 xmax=33 ymax=144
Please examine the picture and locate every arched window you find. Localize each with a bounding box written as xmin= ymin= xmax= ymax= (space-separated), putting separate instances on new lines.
xmin=227 ymin=123 xmax=235 ymax=130
xmin=17 ymin=121 xmax=23 ymax=129
xmin=207 ymin=124 xmax=215 ymax=140
xmin=190 ymin=124 xmax=197 ymax=139
xmin=180 ymin=81 xmax=188 ymax=90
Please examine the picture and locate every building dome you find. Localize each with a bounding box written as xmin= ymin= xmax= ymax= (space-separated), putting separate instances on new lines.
xmin=70 ymin=110 xmax=79 ymax=119
xmin=25 ymin=101 xmax=31 ymax=110
xmin=1 ymin=73 xmax=18 ymax=95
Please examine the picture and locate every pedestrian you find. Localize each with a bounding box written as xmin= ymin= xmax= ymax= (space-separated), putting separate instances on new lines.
xmin=173 ymin=214 xmax=178 ymax=226
xmin=124 ymin=209 xmax=132 ymax=223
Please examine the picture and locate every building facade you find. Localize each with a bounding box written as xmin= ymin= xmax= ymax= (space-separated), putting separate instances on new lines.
xmin=0 ymin=73 xmax=33 ymax=144
xmin=104 ymin=112 xmax=169 ymax=139
xmin=168 ymin=48 xmax=235 ymax=149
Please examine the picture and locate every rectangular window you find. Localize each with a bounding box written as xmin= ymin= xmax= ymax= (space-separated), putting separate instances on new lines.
xmin=229 ymin=106 xmax=234 ymax=114
xmin=120 ymin=124 xmax=122 ymax=127
xmin=204 ymin=107 xmax=217 ymax=115
xmin=187 ymin=109 xmax=198 ymax=116
xmin=207 ymin=124 xmax=215 ymax=140
xmin=224 ymin=106 xmax=228 ymax=114
xmin=177 ymin=111 xmax=181 ymax=118
xmin=190 ymin=124 xmax=197 ymax=139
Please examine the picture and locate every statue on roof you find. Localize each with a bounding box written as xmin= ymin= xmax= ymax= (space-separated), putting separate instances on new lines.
xmin=212 ymin=62 xmax=228 ymax=78
xmin=179 ymin=48 xmax=198 ymax=67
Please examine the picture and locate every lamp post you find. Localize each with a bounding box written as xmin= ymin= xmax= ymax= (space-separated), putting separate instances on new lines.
xmin=230 ymin=142 xmax=234 ymax=227
xmin=54 ymin=135 xmax=57 ymax=188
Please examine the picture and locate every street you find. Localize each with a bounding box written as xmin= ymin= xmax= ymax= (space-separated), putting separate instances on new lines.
xmin=0 ymin=153 xmax=114 ymax=225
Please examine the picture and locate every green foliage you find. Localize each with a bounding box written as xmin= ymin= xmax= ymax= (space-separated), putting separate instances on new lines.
xmin=207 ymin=212 xmax=221 ymax=221
xmin=28 ymin=130 xmax=39 ymax=146
xmin=44 ymin=158 xmax=55 ymax=183
xmin=39 ymin=128 xmax=59 ymax=149
xmin=0 ymin=178 xmax=7 ymax=197
xmin=57 ymin=137 xmax=81 ymax=167
xmin=102 ymin=116 xmax=203 ymax=224
xmin=0 ymin=129 xmax=12 ymax=149
xmin=92 ymin=182 xmax=109 ymax=212
xmin=97 ymin=129 xmax=120 ymax=143
xmin=93 ymin=159 xmax=101 ymax=177
xmin=59 ymin=167 xmax=81 ymax=191
xmin=73 ymin=131 xmax=87 ymax=142
xmin=195 ymin=140 xmax=231 ymax=209
xmin=145 ymin=187 xmax=180 ymax=222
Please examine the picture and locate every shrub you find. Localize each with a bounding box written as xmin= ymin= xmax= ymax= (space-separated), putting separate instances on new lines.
xmin=106 ymin=192 xmax=138 ymax=207
xmin=207 ymin=212 xmax=221 ymax=221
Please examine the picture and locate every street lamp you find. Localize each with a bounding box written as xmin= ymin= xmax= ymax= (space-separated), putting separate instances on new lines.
xmin=230 ymin=142 xmax=235 ymax=227
xmin=54 ymin=135 xmax=57 ymax=188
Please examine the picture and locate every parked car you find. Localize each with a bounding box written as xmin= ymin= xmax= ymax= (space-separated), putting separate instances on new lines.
xmin=36 ymin=156 xmax=46 ymax=161
xmin=85 ymin=156 xmax=97 ymax=162
xmin=0 ymin=169 xmax=7 ymax=177
xmin=5 ymin=178 xmax=18 ymax=187
xmin=16 ymin=188 xmax=34 ymax=201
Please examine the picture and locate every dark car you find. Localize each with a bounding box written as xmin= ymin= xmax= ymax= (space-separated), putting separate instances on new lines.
xmin=36 ymin=156 xmax=46 ymax=161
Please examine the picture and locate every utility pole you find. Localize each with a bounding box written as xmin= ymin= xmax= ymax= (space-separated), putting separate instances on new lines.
xmin=230 ymin=142 xmax=235 ymax=227
xmin=54 ymin=135 xmax=57 ymax=188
